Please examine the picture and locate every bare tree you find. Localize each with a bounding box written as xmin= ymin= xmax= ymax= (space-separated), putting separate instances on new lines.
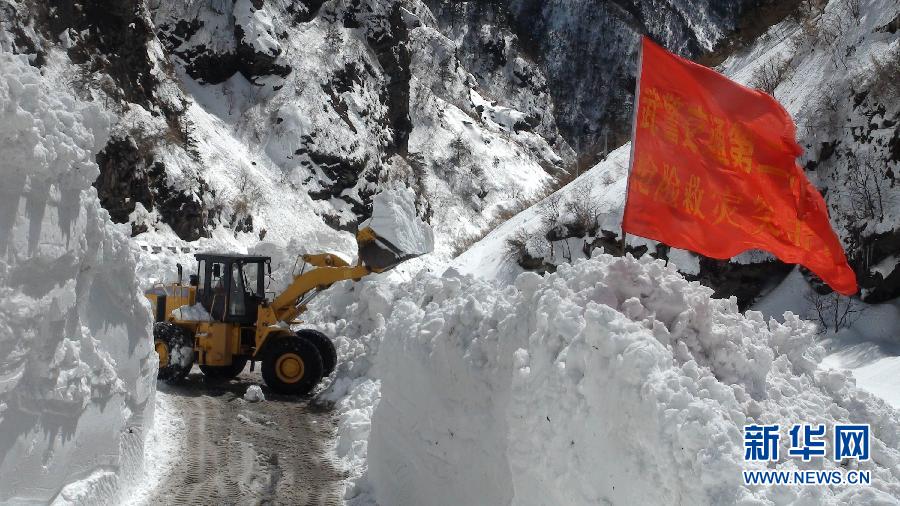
xmin=504 ymin=227 xmax=549 ymax=265
xmin=800 ymin=92 xmax=841 ymax=136
xmin=447 ymin=135 xmax=468 ymax=168
xmin=437 ymin=53 xmax=456 ymax=93
xmin=840 ymin=0 xmax=861 ymax=21
xmin=538 ymin=193 xmax=565 ymax=230
xmin=324 ymin=22 xmax=343 ymax=47
xmin=818 ymin=9 xmax=851 ymax=69
xmin=805 ymin=290 xmax=865 ymax=332
xmin=565 ymin=184 xmax=600 ymax=236
xmin=751 ymin=57 xmax=792 ymax=95
xmin=791 ymin=0 xmax=827 ymax=23
xmin=846 ymin=152 xmax=892 ymax=223
xmin=231 ymin=167 xmax=264 ymax=232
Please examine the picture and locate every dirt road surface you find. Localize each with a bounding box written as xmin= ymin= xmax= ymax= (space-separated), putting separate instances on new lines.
xmin=142 ymin=367 xmax=346 ymax=505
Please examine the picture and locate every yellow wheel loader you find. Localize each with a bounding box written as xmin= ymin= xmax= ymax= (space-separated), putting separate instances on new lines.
xmin=145 ymin=225 xmax=417 ymax=395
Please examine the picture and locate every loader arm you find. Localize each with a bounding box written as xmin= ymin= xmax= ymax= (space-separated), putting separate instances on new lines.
xmin=269 ymin=257 xmax=370 ymax=323
xmin=265 ymin=226 xmax=407 ymax=325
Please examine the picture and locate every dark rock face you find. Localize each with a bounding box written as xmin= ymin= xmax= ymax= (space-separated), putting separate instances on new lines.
xmin=94 ymin=137 xmax=158 ymax=226
xmin=305 ymin=150 xmax=369 ymax=202
xmin=94 ymin=137 xmax=211 ymax=241
xmin=3 ymin=2 xmax=47 ymax=66
xmin=424 ymin=0 xmax=752 ymax=156
xmin=156 ymin=183 xmax=212 ymax=241
xmin=287 ymin=0 xmax=325 ymax=23
xmin=233 ymin=1 xmax=292 ymax=82
xmin=807 ymin=83 xmax=900 ymax=302
xmin=345 ymin=0 xmax=412 ymax=157
xmin=848 ymin=229 xmax=900 ymax=304
xmin=279 ymin=0 xmax=414 ymax=230
xmin=157 ymin=17 xmax=241 ymax=85
xmin=156 ymin=0 xmax=292 ymax=85
xmin=693 ymin=257 xmax=794 ymax=309
xmin=40 ymin=0 xmax=158 ymax=106
xmin=10 ymin=1 xmax=219 ymax=241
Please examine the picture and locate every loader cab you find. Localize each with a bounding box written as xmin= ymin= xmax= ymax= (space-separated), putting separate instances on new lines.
xmin=194 ymin=253 xmax=271 ymax=325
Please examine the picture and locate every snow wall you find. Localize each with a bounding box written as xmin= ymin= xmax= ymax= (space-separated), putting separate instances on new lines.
xmin=312 ymin=252 xmax=900 ymax=505
xmin=0 ymin=54 xmax=156 ymax=504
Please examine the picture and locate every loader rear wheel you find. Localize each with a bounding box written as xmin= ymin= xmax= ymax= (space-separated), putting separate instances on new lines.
xmin=296 ymin=329 xmax=337 ymax=377
xmin=199 ymin=357 xmax=248 ymax=380
xmin=154 ymin=322 xmax=194 ymax=382
xmin=261 ymin=335 xmax=323 ymax=395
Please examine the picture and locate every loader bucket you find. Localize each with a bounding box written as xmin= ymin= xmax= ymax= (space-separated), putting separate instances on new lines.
xmin=357 ymin=227 xmax=421 ymax=272
xmin=356 ymin=188 xmax=434 ymax=272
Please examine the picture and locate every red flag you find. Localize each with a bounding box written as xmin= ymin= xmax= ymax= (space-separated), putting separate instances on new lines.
xmin=623 ymin=37 xmax=857 ymax=295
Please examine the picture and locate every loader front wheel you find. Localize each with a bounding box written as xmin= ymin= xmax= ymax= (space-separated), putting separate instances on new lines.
xmin=199 ymin=357 xmax=248 ymax=380
xmin=296 ymin=329 xmax=337 ymax=377
xmin=261 ymin=335 xmax=323 ymax=395
xmin=154 ymin=322 xmax=194 ymax=382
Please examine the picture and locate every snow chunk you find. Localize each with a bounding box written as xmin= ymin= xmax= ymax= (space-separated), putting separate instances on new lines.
xmin=171 ymin=303 xmax=212 ymax=321
xmin=362 ymin=188 xmax=434 ymax=257
xmin=244 ymin=385 xmax=265 ymax=402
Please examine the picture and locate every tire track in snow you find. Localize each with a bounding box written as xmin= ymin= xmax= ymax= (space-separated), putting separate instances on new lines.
xmin=140 ymin=367 xmax=346 ymax=505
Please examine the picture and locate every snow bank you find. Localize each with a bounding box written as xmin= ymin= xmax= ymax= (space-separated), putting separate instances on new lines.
xmin=0 ymin=53 xmax=155 ymax=503
xmin=308 ymin=279 xmax=397 ymax=504
xmin=313 ymin=252 xmax=900 ymax=505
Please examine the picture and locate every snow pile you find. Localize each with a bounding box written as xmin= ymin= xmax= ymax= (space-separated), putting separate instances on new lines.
xmin=244 ymin=385 xmax=265 ymax=402
xmin=313 ymin=252 xmax=900 ymax=505
xmin=309 ymin=279 xmax=398 ymax=503
xmin=0 ymin=53 xmax=155 ymax=503
xmin=171 ymin=303 xmax=213 ymax=322
xmin=363 ymin=188 xmax=435 ymax=257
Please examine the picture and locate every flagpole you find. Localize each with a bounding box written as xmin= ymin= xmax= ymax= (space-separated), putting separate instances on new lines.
xmin=621 ymin=35 xmax=645 ymax=257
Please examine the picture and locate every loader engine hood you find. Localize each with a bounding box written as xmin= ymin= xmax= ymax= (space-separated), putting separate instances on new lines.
xmin=357 ymin=188 xmax=434 ymax=272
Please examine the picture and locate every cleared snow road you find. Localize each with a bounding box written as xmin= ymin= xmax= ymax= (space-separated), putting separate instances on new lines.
xmin=137 ymin=368 xmax=346 ymax=505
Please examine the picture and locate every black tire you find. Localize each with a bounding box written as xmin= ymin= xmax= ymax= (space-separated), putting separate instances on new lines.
xmin=296 ymin=329 xmax=337 ymax=377
xmin=154 ymin=322 xmax=194 ymax=383
xmin=261 ymin=334 xmax=324 ymax=395
xmin=199 ymin=357 xmax=248 ymax=380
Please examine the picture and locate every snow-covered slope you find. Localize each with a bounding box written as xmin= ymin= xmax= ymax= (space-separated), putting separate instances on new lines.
xmin=68 ymin=0 xmax=567 ymax=261
xmin=1 ymin=0 xmax=764 ymax=266
xmin=3 ymin=0 xmax=574 ymax=273
xmin=423 ymin=0 xmax=753 ymax=154
xmin=0 ymin=53 xmax=155 ymax=504
xmin=310 ymin=253 xmax=900 ymax=505
xmin=457 ymin=0 xmax=900 ymax=308
xmin=453 ymin=144 xmax=633 ymax=283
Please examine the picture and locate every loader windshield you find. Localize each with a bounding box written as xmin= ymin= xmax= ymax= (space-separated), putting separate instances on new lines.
xmin=229 ymin=263 xmax=245 ymax=316
xmin=241 ymin=262 xmax=264 ymax=298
